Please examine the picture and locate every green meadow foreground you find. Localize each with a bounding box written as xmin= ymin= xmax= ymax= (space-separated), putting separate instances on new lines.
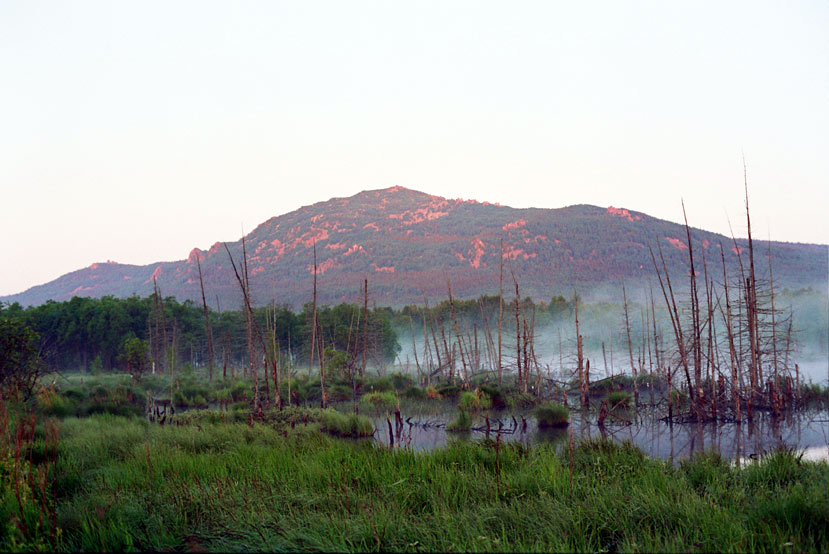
xmin=1 ymin=375 xmax=827 ymax=553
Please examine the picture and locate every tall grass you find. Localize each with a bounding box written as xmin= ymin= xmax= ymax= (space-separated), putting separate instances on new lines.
xmin=533 ymin=402 xmax=569 ymax=428
xmin=2 ymin=406 xmax=827 ymax=552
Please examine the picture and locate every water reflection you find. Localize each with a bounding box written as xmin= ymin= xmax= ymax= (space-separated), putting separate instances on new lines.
xmin=369 ymin=405 xmax=829 ymax=463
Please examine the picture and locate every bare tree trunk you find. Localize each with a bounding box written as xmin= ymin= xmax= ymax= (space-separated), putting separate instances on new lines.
xmin=768 ymin=241 xmax=780 ymax=415
xmin=744 ymin=162 xmax=760 ymax=411
xmin=410 ymin=316 xmax=421 ymax=378
xmin=447 ymin=275 xmax=469 ymax=388
xmin=196 ymin=256 xmax=215 ymax=383
xmin=622 ymin=282 xmax=637 ymax=407
xmin=649 ymin=242 xmax=695 ymax=412
xmin=575 ymin=286 xmax=586 ymax=409
xmin=720 ymin=245 xmax=741 ymax=423
xmin=224 ymin=242 xmax=279 ymax=411
xmin=498 ymin=237 xmax=504 ymax=386
xmin=318 ymin=318 xmax=327 ymax=409
xmin=682 ymin=201 xmax=703 ymax=418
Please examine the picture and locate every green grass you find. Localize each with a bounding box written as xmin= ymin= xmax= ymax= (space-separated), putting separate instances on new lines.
xmin=459 ymin=389 xmax=492 ymax=412
xmin=359 ymin=391 xmax=398 ymax=412
xmin=5 ymin=374 xmax=828 ymax=552
xmin=607 ymin=390 xmax=632 ymax=408
xmin=532 ymin=402 xmax=570 ymax=428
xmin=319 ymin=409 xmax=375 ymax=437
xmin=2 ymin=403 xmax=828 ymax=552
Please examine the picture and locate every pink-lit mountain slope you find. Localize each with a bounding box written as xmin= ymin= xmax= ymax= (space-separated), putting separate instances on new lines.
xmin=3 ymin=186 xmax=827 ymax=309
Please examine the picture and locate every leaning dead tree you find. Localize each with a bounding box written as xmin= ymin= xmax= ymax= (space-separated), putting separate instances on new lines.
xmin=224 ymin=241 xmax=281 ymax=411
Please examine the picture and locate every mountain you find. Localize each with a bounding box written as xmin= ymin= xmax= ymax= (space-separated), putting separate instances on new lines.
xmin=3 ymin=186 xmax=827 ymax=309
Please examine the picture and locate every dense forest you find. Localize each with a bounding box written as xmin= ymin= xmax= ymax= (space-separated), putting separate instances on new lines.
xmin=0 ymin=295 xmax=399 ymax=375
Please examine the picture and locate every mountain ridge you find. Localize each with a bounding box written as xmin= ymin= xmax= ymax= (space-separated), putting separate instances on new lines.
xmin=4 ymin=186 xmax=827 ymax=309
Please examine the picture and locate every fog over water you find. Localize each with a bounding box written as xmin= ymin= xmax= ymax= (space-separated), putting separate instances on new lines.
xmin=391 ymin=287 xmax=828 ymax=385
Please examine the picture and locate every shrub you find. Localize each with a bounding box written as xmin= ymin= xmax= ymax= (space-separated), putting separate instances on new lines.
xmin=364 ymin=376 xmax=393 ymax=392
xmin=389 ymin=372 xmax=413 ymax=390
xmin=402 ymin=385 xmax=426 ymax=399
xmin=533 ymin=402 xmax=569 ymax=428
xmin=478 ymin=383 xmax=506 ymax=409
xmin=459 ymin=389 xmax=492 ymax=412
xmin=359 ymin=391 xmax=397 ymax=412
xmin=327 ymin=384 xmax=353 ymax=402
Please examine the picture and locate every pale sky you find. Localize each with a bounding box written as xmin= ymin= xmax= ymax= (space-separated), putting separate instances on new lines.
xmin=1 ymin=1 xmax=827 ymax=297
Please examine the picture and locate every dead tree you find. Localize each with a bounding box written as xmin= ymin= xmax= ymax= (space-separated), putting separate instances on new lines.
xmin=224 ymin=242 xmax=281 ymax=410
xmin=447 ymin=275 xmax=469 ymax=388
xmin=574 ymin=286 xmax=586 ymax=408
xmin=362 ymin=279 xmax=369 ymax=378
xmin=196 ymin=256 xmax=215 ymax=382
xmin=622 ymin=282 xmax=638 ymax=407
xmin=498 ymin=237 xmax=505 ymax=386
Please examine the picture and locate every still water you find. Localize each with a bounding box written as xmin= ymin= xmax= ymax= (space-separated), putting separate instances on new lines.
xmin=367 ymin=402 xmax=829 ymax=464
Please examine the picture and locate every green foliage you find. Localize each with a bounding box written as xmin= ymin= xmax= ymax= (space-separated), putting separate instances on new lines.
xmin=359 ymin=391 xmax=397 ymax=412
xmin=607 ymin=391 xmax=631 ymax=408
xmin=0 ymin=318 xmax=45 ymax=398
xmin=363 ymin=376 xmax=393 ymax=392
xmin=477 ymin=383 xmax=506 ymax=409
xmin=459 ymin=389 xmax=492 ymax=412
xmin=800 ymin=383 xmax=829 ymax=406
xmin=533 ymin=402 xmax=570 ymax=427
xmin=401 ymin=385 xmax=426 ymax=399
xmin=318 ymin=409 xmax=374 ymax=437
xmin=436 ymin=383 xmax=460 ymax=398
xmin=2 ymin=398 xmax=829 ymax=553
xmin=506 ymin=391 xmax=537 ymax=409
xmin=118 ymin=336 xmax=149 ymax=382
xmin=389 ymin=372 xmax=413 ymax=390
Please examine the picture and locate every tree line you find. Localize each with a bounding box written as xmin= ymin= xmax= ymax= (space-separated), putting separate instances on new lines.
xmin=0 ymin=294 xmax=400 ymax=376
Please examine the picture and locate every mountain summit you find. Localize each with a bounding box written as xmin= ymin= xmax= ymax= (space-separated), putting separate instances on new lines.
xmin=4 ymin=186 xmax=827 ymax=308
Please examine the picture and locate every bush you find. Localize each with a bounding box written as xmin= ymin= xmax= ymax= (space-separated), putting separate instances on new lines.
xmin=459 ymin=389 xmax=492 ymax=412
xmin=0 ymin=319 xmax=46 ymax=399
xmin=533 ymin=402 xmax=569 ymax=428
xmin=359 ymin=391 xmax=397 ymax=412
xmin=478 ymin=383 xmax=506 ymax=409
xmin=402 ymin=385 xmax=426 ymax=399
xmin=327 ymin=384 xmax=353 ymax=402
xmin=389 ymin=372 xmax=413 ymax=390
xmin=362 ymin=376 xmax=393 ymax=392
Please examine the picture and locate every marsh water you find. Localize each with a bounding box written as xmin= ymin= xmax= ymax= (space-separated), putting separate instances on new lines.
xmin=366 ymin=401 xmax=829 ymax=463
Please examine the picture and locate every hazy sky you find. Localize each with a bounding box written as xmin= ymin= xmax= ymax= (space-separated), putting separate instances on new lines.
xmin=1 ymin=0 xmax=827 ymax=296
